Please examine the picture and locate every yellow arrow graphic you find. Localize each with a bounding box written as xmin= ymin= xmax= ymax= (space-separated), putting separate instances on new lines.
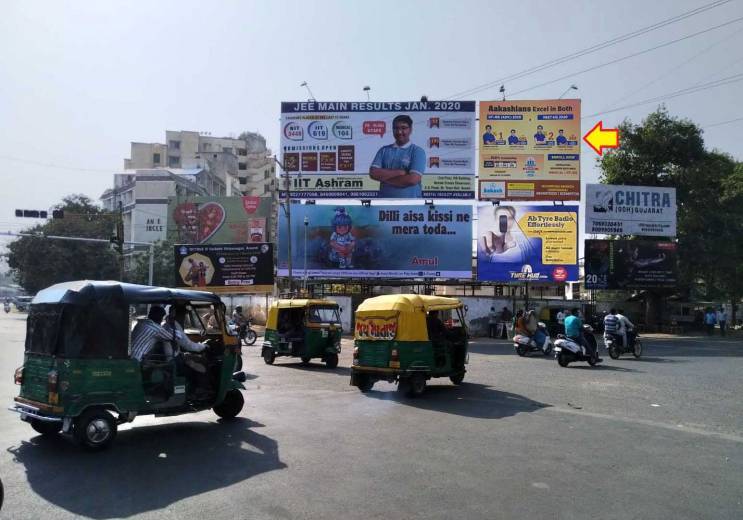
xmin=583 ymin=121 xmax=619 ymax=156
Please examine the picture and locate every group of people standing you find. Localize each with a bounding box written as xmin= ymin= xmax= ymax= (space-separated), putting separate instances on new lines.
xmin=704 ymin=307 xmax=728 ymax=336
xmin=487 ymin=306 xmax=513 ymax=339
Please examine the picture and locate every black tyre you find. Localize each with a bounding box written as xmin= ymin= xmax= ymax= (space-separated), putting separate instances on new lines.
xmin=263 ymin=349 xmax=275 ymax=365
xmin=449 ymin=372 xmax=465 ymax=385
xmin=325 ymin=353 xmax=339 ymax=369
xmin=588 ymin=355 xmax=598 ymax=367
xmin=633 ymin=339 xmax=643 ymax=359
xmin=245 ymin=330 xmax=258 ymax=346
xmin=543 ymin=345 xmax=553 ymax=356
xmin=31 ymin=419 xmax=62 ymax=436
xmin=557 ymin=353 xmax=569 ymax=367
xmin=608 ymin=346 xmax=620 ymax=360
xmin=408 ymin=374 xmax=426 ymax=397
xmin=73 ymin=409 xmax=117 ymax=451
xmin=516 ymin=345 xmax=527 ymax=357
xmin=234 ymin=354 xmax=243 ymax=372
xmin=213 ymin=389 xmax=244 ymax=419
xmin=300 ymin=356 xmax=311 ymax=365
xmin=0 ymin=475 xmax=3 ymax=511
xmin=356 ymin=374 xmax=374 ymax=393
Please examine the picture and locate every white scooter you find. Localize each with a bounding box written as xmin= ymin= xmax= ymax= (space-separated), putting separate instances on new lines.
xmin=513 ymin=322 xmax=553 ymax=356
xmin=554 ymin=324 xmax=601 ymax=367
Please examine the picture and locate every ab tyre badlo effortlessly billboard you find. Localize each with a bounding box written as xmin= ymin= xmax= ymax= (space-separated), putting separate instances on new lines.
xmin=584 ymin=239 xmax=677 ymax=289
xmin=278 ymin=204 xmax=473 ymax=279
xmin=477 ymin=204 xmax=579 ymax=282
xmin=280 ymin=101 xmax=476 ymax=199
xmin=174 ymin=243 xmax=274 ymax=294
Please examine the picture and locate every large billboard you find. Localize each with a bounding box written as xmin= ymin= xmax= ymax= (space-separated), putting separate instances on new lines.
xmin=585 ymin=239 xmax=677 ymax=289
xmin=167 ymin=196 xmax=272 ymax=245
xmin=478 ymin=100 xmax=580 ymax=201
xmin=586 ymin=184 xmax=677 ymax=236
xmin=174 ymin=243 xmax=274 ymax=294
xmin=477 ymin=204 xmax=579 ymax=282
xmin=278 ymin=204 xmax=473 ymax=279
xmin=280 ymin=101 xmax=476 ymax=199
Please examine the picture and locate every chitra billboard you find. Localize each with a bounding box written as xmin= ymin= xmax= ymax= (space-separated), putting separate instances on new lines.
xmin=280 ymin=101 xmax=476 ymax=199
xmin=278 ymin=204 xmax=473 ymax=279
xmin=477 ymin=204 xmax=579 ymax=282
xmin=478 ymin=100 xmax=581 ymax=201
xmin=586 ymin=184 xmax=677 ymax=237
xmin=584 ymin=239 xmax=677 ymax=289
xmin=168 ymin=196 xmax=272 ymax=245
xmin=174 ymin=243 xmax=274 ymax=294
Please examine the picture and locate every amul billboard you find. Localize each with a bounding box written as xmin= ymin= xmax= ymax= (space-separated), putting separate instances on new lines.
xmin=280 ymin=101 xmax=476 ymax=199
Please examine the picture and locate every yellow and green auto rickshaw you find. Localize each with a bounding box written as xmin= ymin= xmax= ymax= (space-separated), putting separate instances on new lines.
xmin=261 ymin=299 xmax=342 ymax=368
xmin=10 ymin=281 xmax=246 ymax=450
xmin=350 ymin=294 xmax=469 ymax=397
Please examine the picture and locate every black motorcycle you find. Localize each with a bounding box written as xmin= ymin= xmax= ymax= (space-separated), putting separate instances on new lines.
xmin=604 ymin=331 xmax=642 ymax=359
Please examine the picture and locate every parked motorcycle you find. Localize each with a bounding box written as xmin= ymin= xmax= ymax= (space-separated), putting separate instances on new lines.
xmin=513 ymin=322 xmax=553 ymax=356
xmin=604 ymin=331 xmax=642 ymax=359
xmin=554 ymin=324 xmax=601 ymax=367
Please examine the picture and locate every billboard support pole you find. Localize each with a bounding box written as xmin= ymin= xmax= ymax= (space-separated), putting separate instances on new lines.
xmin=273 ymin=155 xmax=293 ymax=296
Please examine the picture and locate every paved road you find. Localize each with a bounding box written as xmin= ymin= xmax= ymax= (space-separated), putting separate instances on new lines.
xmin=0 ymin=310 xmax=741 ymax=519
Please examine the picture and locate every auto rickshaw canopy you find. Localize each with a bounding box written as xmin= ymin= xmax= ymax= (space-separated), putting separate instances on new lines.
xmin=354 ymin=294 xmax=463 ymax=342
xmin=265 ymin=299 xmax=339 ymax=329
xmin=27 ymin=280 xmax=222 ymax=359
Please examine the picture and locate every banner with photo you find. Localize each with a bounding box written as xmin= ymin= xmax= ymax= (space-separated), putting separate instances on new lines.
xmin=174 ymin=243 xmax=274 ymax=294
xmin=280 ymin=101 xmax=476 ymax=199
xmin=477 ymin=204 xmax=579 ymax=282
xmin=167 ymin=196 xmax=273 ymax=244
xmin=585 ymin=239 xmax=677 ymax=289
xmin=585 ymin=184 xmax=677 ymax=236
xmin=478 ymin=99 xmax=581 ymax=201
xmin=278 ymin=204 xmax=473 ymax=279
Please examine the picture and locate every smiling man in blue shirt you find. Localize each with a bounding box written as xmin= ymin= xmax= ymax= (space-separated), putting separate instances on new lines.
xmin=369 ymin=114 xmax=426 ymax=198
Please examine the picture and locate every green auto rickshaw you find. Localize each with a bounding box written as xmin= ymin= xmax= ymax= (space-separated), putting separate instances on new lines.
xmin=261 ymin=299 xmax=342 ymax=368
xmin=10 ymin=280 xmax=246 ymax=450
xmin=350 ymin=294 xmax=469 ymax=397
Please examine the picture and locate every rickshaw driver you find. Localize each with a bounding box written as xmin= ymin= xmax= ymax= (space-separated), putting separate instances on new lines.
xmin=131 ymin=306 xmax=174 ymax=361
xmin=164 ymin=304 xmax=213 ymax=399
xmin=426 ymin=310 xmax=452 ymax=367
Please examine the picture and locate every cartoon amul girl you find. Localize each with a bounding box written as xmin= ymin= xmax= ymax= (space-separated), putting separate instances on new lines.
xmin=329 ymin=207 xmax=355 ymax=268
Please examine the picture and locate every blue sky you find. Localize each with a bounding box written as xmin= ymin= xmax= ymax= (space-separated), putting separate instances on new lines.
xmin=1 ymin=0 xmax=741 ymax=257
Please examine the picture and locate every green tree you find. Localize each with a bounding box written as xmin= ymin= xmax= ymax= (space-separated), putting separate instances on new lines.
xmin=7 ymin=195 xmax=120 ymax=293
xmin=598 ymin=108 xmax=742 ymax=323
xmin=126 ymin=240 xmax=176 ymax=287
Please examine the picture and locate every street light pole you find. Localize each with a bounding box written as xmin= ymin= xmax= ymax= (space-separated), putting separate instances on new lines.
xmin=303 ymin=216 xmax=309 ymax=292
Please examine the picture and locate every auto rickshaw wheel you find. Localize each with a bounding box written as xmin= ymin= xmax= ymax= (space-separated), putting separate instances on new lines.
xmin=263 ymin=349 xmax=275 ymax=365
xmin=325 ymin=353 xmax=339 ymax=369
xmin=213 ymin=389 xmax=244 ymax=420
xmin=356 ymin=374 xmax=374 ymax=393
xmin=301 ymin=356 xmax=311 ymax=365
xmin=408 ymin=374 xmax=426 ymax=397
xmin=449 ymin=372 xmax=465 ymax=385
xmin=73 ymin=409 xmax=117 ymax=451
xmin=234 ymin=354 xmax=243 ymax=371
xmin=30 ymin=419 xmax=62 ymax=436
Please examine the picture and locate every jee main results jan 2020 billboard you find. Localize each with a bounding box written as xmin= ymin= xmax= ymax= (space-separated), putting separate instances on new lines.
xmin=277 ymin=204 xmax=473 ymax=279
xmin=478 ymin=100 xmax=581 ymax=201
xmin=477 ymin=204 xmax=579 ymax=282
xmin=280 ymin=101 xmax=476 ymax=199
xmin=584 ymin=239 xmax=677 ymax=289
xmin=167 ymin=196 xmax=272 ymax=245
xmin=586 ymin=184 xmax=677 ymax=237
xmin=174 ymin=243 xmax=274 ymax=294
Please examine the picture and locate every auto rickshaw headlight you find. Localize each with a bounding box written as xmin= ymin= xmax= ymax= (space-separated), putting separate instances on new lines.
xmin=14 ymin=366 xmax=23 ymax=385
xmin=47 ymin=370 xmax=59 ymax=404
xmin=352 ymin=346 xmax=359 ymax=365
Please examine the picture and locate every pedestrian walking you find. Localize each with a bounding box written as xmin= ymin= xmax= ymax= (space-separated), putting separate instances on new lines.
xmin=704 ymin=308 xmax=717 ymax=336
xmin=488 ymin=307 xmax=498 ymax=338
xmin=717 ymin=307 xmax=728 ymax=337
xmin=500 ymin=306 xmax=513 ymax=339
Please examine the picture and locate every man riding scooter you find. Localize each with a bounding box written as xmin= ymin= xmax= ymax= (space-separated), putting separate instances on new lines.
xmin=565 ymin=308 xmax=602 ymax=363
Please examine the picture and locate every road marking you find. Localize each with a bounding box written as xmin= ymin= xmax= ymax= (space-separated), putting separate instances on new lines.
xmin=545 ymin=406 xmax=743 ymax=444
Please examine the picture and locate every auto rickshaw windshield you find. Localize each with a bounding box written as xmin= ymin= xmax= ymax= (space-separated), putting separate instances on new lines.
xmin=308 ymin=306 xmax=340 ymax=323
